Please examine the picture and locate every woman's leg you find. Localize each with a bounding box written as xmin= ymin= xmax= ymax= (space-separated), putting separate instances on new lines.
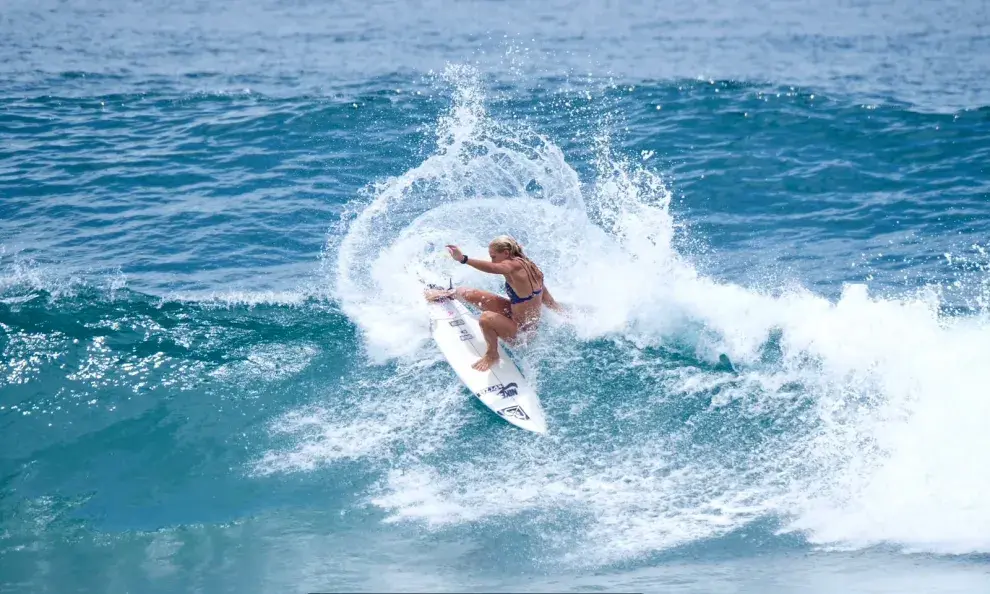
xmin=472 ymin=310 xmax=518 ymax=371
xmin=455 ymin=288 xmax=516 ymax=371
xmin=454 ymin=287 xmax=512 ymax=317
xmin=424 ymin=286 xmax=516 ymax=371
xmin=425 ymin=287 xmax=511 ymax=316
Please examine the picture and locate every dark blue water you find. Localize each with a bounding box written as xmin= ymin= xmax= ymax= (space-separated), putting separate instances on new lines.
xmin=3 ymin=1 xmax=990 ymax=592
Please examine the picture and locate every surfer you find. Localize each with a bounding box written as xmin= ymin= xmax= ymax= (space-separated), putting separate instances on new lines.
xmin=425 ymin=235 xmax=563 ymax=371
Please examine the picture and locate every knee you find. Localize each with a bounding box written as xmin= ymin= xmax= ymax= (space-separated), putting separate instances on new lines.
xmin=456 ymin=287 xmax=478 ymax=301
xmin=479 ymin=311 xmax=497 ymax=327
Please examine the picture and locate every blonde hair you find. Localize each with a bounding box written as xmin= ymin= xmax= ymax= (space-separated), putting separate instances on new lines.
xmin=489 ymin=235 xmax=525 ymax=258
xmin=490 ymin=235 xmax=544 ymax=291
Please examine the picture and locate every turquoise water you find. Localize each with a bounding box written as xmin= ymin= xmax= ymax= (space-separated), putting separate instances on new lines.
xmin=3 ymin=1 xmax=990 ymax=592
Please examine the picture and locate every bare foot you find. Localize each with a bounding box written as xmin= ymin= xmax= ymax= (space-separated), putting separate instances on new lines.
xmin=471 ymin=353 xmax=499 ymax=371
xmin=424 ymin=288 xmax=454 ymax=302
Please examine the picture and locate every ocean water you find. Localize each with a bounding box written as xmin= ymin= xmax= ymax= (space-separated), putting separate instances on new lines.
xmin=3 ymin=0 xmax=990 ymax=592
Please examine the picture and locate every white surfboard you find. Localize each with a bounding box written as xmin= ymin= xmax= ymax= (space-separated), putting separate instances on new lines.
xmin=425 ymin=288 xmax=547 ymax=434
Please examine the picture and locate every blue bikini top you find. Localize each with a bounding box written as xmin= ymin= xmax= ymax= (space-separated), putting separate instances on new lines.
xmin=505 ymin=281 xmax=542 ymax=304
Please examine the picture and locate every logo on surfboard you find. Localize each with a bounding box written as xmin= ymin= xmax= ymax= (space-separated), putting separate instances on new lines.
xmin=496 ymin=405 xmax=530 ymax=421
xmin=478 ymin=382 xmax=518 ymax=400
xmin=448 ymin=319 xmax=473 ymax=341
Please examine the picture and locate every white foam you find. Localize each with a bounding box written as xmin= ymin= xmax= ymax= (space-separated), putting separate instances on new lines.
xmin=210 ymin=343 xmax=320 ymax=383
xmin=252 ymin=356 xmax=469 ymax=475
xmin=333 ymin=64 xmax=584 ymax=361
xmin=783 ymin=307 xmax=990 ymax=555
xmin=0 ymin=249 xmax=84 ymax=299
xmin=162 ymin=288 xmax=320 ymax=308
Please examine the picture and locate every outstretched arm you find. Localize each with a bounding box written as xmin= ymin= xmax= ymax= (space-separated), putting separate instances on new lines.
xmin=446 ymin=245 xmax=517 ymax=275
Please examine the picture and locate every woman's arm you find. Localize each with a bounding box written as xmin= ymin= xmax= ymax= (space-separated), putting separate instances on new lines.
xmin=447 ymin=245 xmax=516 ymax=275
xmin=541 ymin=285 xmax=566 ymax=313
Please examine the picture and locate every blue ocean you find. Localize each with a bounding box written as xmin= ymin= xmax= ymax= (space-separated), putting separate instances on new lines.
xmin=3 ymin=0 xmax=990 ymax=592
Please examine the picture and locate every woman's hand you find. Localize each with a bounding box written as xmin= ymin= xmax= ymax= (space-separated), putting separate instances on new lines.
xmin=446 ymin=245 xmax=464 ymax=262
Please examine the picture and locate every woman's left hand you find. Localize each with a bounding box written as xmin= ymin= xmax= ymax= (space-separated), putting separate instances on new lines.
xmin=446 ymin=245 xmax=464 ymax=262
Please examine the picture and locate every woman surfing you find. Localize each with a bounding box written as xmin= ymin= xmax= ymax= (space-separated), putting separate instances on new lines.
xmin=425 ymin=235 xmax=563 ymax=371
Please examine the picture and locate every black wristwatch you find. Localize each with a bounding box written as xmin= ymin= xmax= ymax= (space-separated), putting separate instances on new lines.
xmin=460 ymin=255 xmax=468 ymax=264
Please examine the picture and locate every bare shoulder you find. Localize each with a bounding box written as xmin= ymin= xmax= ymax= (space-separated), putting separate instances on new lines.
xmin=500 ymin=258 xmax=525 ymax=273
